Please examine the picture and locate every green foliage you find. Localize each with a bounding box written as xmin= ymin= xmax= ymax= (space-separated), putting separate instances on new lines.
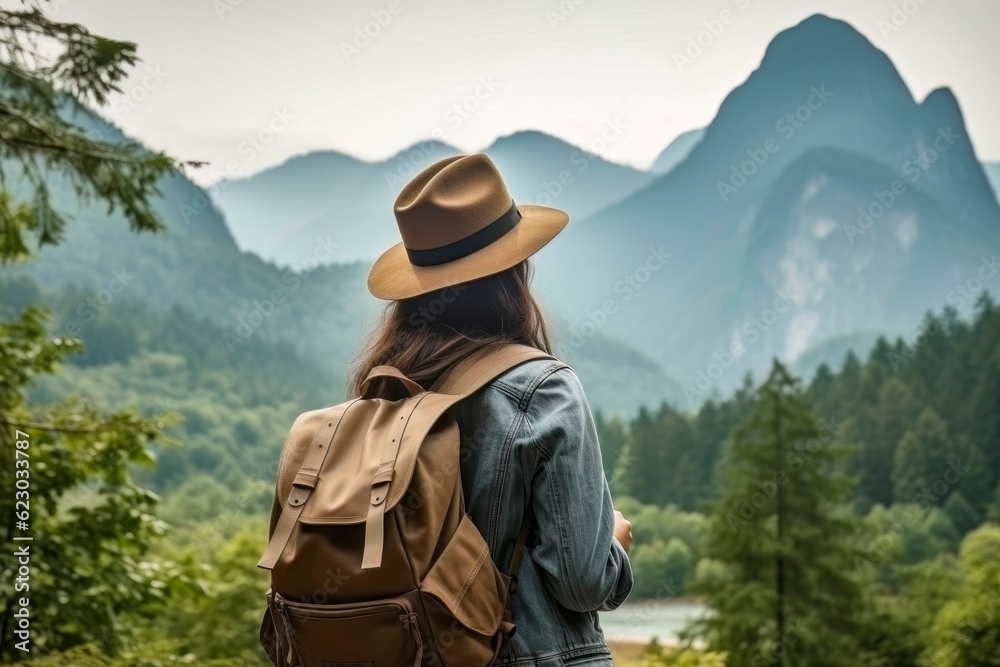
xmin=607 ymin=300 xmax=999 ymax=525
xmin=924 ymin=524 xmax=1000 ymax=667
xmin=857 ymin=503 xmax=961 ymax=576
xmin=613 ymin=497 xmax=705 ymax=597
xmin=595 ymin=409 xmax=627 ymax=477
xmin=117 ymin=528 xmax=272 ymax=666
xmin=642 ymin=640 xmax=728 ymax=667
xmin=632 ymin=538 xmax=694 ymax=598
xmin=0 ymin=3 xmax=189 ymax=660
xmin=688 ymin=361 xmax=865 ymax=667
xmin=988 ymin=482 xmax=1000 ymax=523
xmin=0 ymin=307 xmax=186 ymax=661
xmin=0 ymin=276 xmax=335 ymax=494
xmin=853 ymin=377 xmax=918 ymax=511
xmin=943 ymin=491 xmax=982 ymax=535
xmin=18 ymin=644 xmax=111 ymax=666
xmin=892 ymin=407 xmax=953 ymax=504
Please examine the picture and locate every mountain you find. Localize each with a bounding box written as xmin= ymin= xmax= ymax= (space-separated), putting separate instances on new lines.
xmin=985 ymin=161 xmax=1000 ymax=200
xmin=7 ymin=13 xmax=997 ymax=414
xmin=3 ymin=105 xmax=681 ymax=414
xmin=650 ymin=129 xmax=704 ymax=175
xmin=210 ymin=131 xmax=654 ymax=266
xmin=210 ymin=140 xmax=457 ymax=267
xmin=482 ymin=130 xmax=654 ymax=217
xmin=537 ymin=14 xmax=1000 ymax=398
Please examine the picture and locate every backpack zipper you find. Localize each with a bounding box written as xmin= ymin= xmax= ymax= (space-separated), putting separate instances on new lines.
xmin=273 ymin=597 xmax=296 ymax=666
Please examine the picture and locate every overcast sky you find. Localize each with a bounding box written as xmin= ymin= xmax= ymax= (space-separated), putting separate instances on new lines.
xmin=56 ymin=0 xmax=998 ymax=185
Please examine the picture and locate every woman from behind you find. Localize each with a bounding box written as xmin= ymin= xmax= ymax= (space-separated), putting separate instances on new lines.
xmin=353 ymin=153 xmax=634 ymax=666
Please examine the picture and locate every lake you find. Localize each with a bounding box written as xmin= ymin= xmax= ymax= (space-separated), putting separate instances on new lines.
xmin=599 ymin=600 xmax=708 ymax=644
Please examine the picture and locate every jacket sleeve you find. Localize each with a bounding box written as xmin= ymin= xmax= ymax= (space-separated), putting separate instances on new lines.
xmin=523 ymin=365 xmax=634 ymax=612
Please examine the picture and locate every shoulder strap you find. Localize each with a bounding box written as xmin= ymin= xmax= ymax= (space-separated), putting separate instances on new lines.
xmin=359 ymin=344 xmax=555 ymax=570
xmin=508 ymin=504 xmax=535 ymax=587
xmin=431 ymin=343 xmax=556 ymax=397
xmin=435 ymin=344 xmax=552 ymax=585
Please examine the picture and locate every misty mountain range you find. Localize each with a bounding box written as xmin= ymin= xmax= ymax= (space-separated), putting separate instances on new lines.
xmin=7 ymin=13 xmax=1000 ymax=412
xmin=210 ymin=14 xmax=1000 ymax=401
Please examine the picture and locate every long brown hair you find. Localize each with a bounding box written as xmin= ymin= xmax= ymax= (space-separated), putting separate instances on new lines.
xmin=349 ymin=260 xmax=553 ymax=400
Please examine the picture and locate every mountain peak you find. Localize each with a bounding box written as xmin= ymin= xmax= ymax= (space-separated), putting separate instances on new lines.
xmin=389 ymin=139 xmax=460 ymax=162
xmin=486 ymin=130 xmax=576 ymax=152
xmin=767 ymin=14 xmax=872 ymax=53
xmin=920 ymin=86 xmax=961 ymax=113
xmin=754 ymin=14 xmax=912 ymax=105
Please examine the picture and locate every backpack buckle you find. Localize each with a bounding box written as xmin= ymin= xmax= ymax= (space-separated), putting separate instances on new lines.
xmin=292 ymin=470 xmax=318 ymax=490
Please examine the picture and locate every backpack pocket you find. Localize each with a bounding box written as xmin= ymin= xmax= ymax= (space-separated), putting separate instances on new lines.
xmin=268 ymin=590 xmax=423 ymax=667
xmin=420 ymin=513 xmax=510 ymax=666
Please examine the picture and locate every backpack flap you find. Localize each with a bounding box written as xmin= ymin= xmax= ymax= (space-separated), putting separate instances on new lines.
xmin=276 ymin=395 xmax=448 ymax=525
xmin=259 ymin=345 xmax=556 ymax=574
xmin=278 ymin=389 xmax=475 ymax=570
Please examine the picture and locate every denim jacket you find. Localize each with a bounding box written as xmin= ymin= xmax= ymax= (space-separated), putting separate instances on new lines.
xmin=448 ymin=358 xmax=634 ymax=666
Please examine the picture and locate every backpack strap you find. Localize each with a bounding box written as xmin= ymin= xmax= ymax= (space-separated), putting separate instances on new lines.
xmin=441 ymin=345 xmax=549 ymax=589
xmin=360 ymin=393 xmax=426 ymax=569
xmin=257 ymin=399 xmax=361 ymax=570
xmin=358 ymin=344 xmax=556 ymax=570
xmin=507 ymin=504 xmax=535 ymax=590
xmin=431 ymin=343 xmax=555 ymax=397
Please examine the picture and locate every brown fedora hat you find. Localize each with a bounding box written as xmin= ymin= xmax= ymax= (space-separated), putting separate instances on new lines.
xmin=367 ymin=153 xmax=569 ymax=300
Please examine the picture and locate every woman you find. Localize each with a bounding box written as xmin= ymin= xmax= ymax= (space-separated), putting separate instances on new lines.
xmin=352 ymin=153 xmax=634 ymax=666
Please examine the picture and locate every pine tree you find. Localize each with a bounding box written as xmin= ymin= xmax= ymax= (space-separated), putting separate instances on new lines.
xmin=611 ymin=405 xmax=656 ymax=500
xmin=958 ymin=441 xmax=995 ymax=516
xmin=0 ymin=2 xmax=188 ymax=259
xmin=688 ymin=361 xmax=864 ymax=667
xmin=892 ymin=407 xmax=952 ymax=505
xmin=942 ymin=491 xmax=981 ymax=535
xmin=594 ymin=409 xmax=627 ymax=479
xmin=854 ymin=378 xmax=918 ymax=510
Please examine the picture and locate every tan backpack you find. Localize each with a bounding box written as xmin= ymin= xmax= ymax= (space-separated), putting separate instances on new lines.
xmin=257 ymin=344 xmax=554 ymax=667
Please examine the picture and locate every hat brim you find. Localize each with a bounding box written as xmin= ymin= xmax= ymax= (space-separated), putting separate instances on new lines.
xmin=367 ymin=204 xmax=569 ymax=300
